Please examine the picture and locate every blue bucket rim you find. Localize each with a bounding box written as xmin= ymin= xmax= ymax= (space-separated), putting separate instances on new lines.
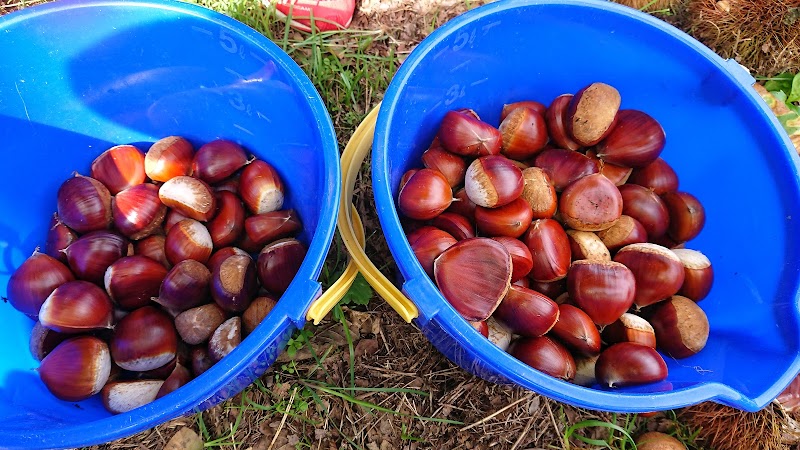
xmin=0 ymin=0 xmax=340 ymax=447
xmin=372 ymin=0 xmax=800 ymax=412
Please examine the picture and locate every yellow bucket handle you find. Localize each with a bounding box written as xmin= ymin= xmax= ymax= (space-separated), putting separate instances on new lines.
xmin=306 ymin=105 xmax=419 ymax=324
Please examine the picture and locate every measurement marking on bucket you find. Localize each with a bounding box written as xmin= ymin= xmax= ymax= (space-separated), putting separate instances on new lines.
xmin=225 ymin=67 xmax=245 ymax=80
xmin=191 ymin=25 xmax=213 ymax=36
xmin=470 ymin=79 xmax=488 ymax=87
xmin=444 ymin=84 xmax=466 ymax=106
xmin=453 ymin=29 xmax=476 ymax=52
xmin=233 ymin=124 xmax=254 ymax=136
xmin=219 ymin=29 xmax=247 ymax=59
xmin=250 ymin=52 xmax=269 ymax=67
xmin=481 ymin=21 xmax=501 ymax=33
xmin=449 ymin=60 xmax=470 ymax=73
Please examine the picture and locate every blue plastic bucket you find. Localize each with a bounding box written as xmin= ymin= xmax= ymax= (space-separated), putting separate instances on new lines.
xmin=372 ymin=0 xmax=800 ymax=413
xmin=0 ymin=1 xmax=339 ymax=447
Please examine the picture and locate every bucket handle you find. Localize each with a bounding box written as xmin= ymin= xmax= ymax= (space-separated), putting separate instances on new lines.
xmin=306 ymin=105 xmax=419 ymax=325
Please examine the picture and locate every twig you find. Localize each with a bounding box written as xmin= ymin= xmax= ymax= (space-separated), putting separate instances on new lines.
xmin=461 ymin=393 xmax=534 ymax=431
xmin=267 ymin=386 xmax=296 ymax=450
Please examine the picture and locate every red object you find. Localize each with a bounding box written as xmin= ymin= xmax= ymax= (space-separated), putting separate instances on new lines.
xmin=270 ymin=0 xmax=356 ymax=32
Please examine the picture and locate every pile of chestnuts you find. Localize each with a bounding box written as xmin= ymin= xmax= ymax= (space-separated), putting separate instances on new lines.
xmin=7 ymin=137 xmax=305 ymax=413
xmin=398 ymin=82 xmax=713 ymax=388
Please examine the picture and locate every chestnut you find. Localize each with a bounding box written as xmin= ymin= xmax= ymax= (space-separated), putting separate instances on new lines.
xmin=45 ymin=214 xmax=77 ymax=263
xmin=257 ymin=238 xmax=307 ymax=294
xmin=29 ymin=321 xmax=69 ymax=361
xmin=239 ymin=160 xmax=284 ymax=214
xmin=397 ymin=168 xmax=453 ymax=220
xmin=190 ymin=346 xmax=214 ymax=377
xmin=559 ymin=173 xmax=623 ymax=232
xmin=545 ymin=94 xmax=581 ymax=151
xmin=207 ymin=191 xmax=246 ymax=249
xmin=39 ymin=280 xmax=114 ymax=333
xmin=618 ymin=184 xmax=670 ymax=239
xmin=104 ymin=255 xmax=168 ymax=310
xmin=470 ymin=320 xmax=489 ymax=338
xmin=102 ymin=380 xmax=164 ymax=414
xmin=566 ymin=230 xmax=611 ymax=261
xmin=244 ymin=209 xmax=303 ymax=247
xmin=660 ymin=191 xmax=705 ymax=242
xmin=595 ymin=342 xmax=668 ymax=388
xmin=145 ymin=136 xmax=194 ymax=182
xmin=613 ymin=243 xmax=685 ymax=308
xmin=111 ymin=305 xmax=178 ymax=372
xmin=175 ymin=303 xmax=227 ymax=345
xmin=112 ymin=183 xmax=167 ymax=240
xmin=522 ymin=218 xmax=571 ymax=282
xmin=7 ymin=251 xmax=75 ymax=318
xmin=431 ymin=212 xmax=475 ymax=241
xmin=585 ymin=150 xmax=632 ymax=186
xmin=421 ymin=144 xmax=467 ymax=188
xmin=192 ymin=139 xmax=250 ymax=184
xmin=629 ymin=157 xmax=679 ymax=194
xmin=567 ymin=260 xmax=635 ymax=326
xmin=499 ymin=106 xmax=548 ymax=160
xmin=211 ymin=254 xmax=258 ymax=313
xmin=474 ymin=197 xmax=533 ymax=238
xmin=433 ymin=237 xmax=512 ymax=321
xmin=595 ymin=215 xmax=648 ymax=252
xmin=464 ymin=155 xmax=524 ymax=208
xmin=407 ymin=226 xmax=458 ymax=278
xmin=501 ymin=100 xmax=546 ymax=120
xmin=446 ymin=187 xmax=477 ymax=220
xmin=601 ymin=313 xmax=657 ymax=348
xmin=487 ymin=317 xmax=512 ymax=351
xmin=532 ymin=147 xmax=599 ymax=192
xmin=158 ymin=176 xmax=217 ymax=222
xmin=573 ymin=355 xmax=600 ymax=387
xmin=90 ymin=144 xmax=146 ymax=195
xmin=549 ymin=303 xmax=602 ymax=356
xmin=242 ymin=295 xmax=278 ymax=335
xmin=672 ymin=248 xmax=714 ymax=301
xmin=519 ymin=167 xmax=557 ymax=219
xmin=595 ymin=109 xmax=666 ymax=168
xmin=156 ymin=260 xmax=212 ymax=312
xmin=208 ymin=316 xmax=242 ymax=363
xmin=493 ymin=285 xmax=560 ymax=337
xmin=39 ymin=336 xmax=112 ymax=402
xmin=165 ymin=219 xmax=214 ymax=266
xmin=490 ymin=236 xmax=533 ymax=282
xmin=207 ymin=247 xmax=250 ymax=274
xmin=527 ymin=278 xmax=567 ymax=301
xmin=438 ymin=110 xmax=502 ymax=156
xmin=57 ymin=174 xmax=113 ymax=234
xmin=64 ymin=230 xmax=130 ymax=285
xmin=566 ymin=82 xmax=621 ymax=147
xmin=509 ymin=336 xmax=575 ymax=381
xmin=134 ymin=235 xmax=171 ymax=269
xmin=155 ymin=363 xmax=192 ymax=399
xmin=645 ymin=295 xmax=709 ymax=359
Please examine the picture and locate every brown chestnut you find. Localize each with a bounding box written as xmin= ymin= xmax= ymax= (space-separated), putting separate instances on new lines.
xmin=646 ymin=295 xmax=709 ymax=359
xmin=464 ymin=155 xmax=524 ymax=208
xmin=595 ymin=215 xmax=648 ymax=253
xmin=438 ymin=110 xmax=502 ymax=157
xmin=549 ymin=303 xmax=602 ymax=356
xmin=595 ymin=109 xmax=666 ymax=168
xmin=523 ymin=218 xmax=571 ymax=282
xmin=618 ymin=184 xmax=670 ymax=239
xmin=595 ymin=342 xmax=668 ymax=387
xmin=397 ymin=168 xmax=453 ymax=220
xmin=39 ymin=280 xmax=114 ymax=333
xmin=206 ymin=191 xmax=246 ymax=249
xmin=211 ymin=254 xmax=258 ymax=313
xmin=474 ymin=197 xmax=533 ymax=238
xmin=257 ymin=238 xmax=307 ymax=294
xmin=559 ymin=173 xmax=623 ymax=232
xmin=159 ymin=176 xmax=217 ymax=222
xmin=112 ymin=183 xmax=167 ymax=240
xmin=192 ymin=139 xmax=250 ymax=184
xmin=519 ymin=167 xmax=557 ymax=219
xmin=7 ymin=251 xmax=75 ymax=318
xmin=532 ymin=148 xmax=599 ymax=192
xmin=566 ymin=230 xmax=611 ymax=261
xmin=244 ymin=209 xmax=303 ymax=247
xmin=490 ymin=236 xmax=533 ymax=282
xmin=545 ymin=94 xmax=581 ymax=151
xmin=56 ymin=175 xmax=113 ymax=234
xmin=91 ymin=144 xmax=146 ymax=195
xmin=567 ymin=82 xmax=621 ymax=147
xmin=39 ymin=336 xmax=112 ymax=402
xmin=104 ymin=255 xmax=168 ymax=310
xmin=407 ymin=226 xmax=458 ymax=278
xmin=672 ymin=248 xmax=713 ymax=301
xmin=111 ymin=305 xmax=178 ymax=372
xmin=494 ymin=285 xmax=559 ymax=337
xmin=174 ymin=303 xmax=227 ymax=345
xmin=208 ymin=316 xmax=242 ymax=363
xmin=499 ymin=106 xmax=548 ymax=160
xmin=421 ymin=144 xmax=467 ymax=188
xmin=567 ymin=260 xmax=635 ymax=326
xmin=509 ymin=336 xmax=576 ymax=381
xmin=601 ymin=313 xmax=657 ymax=348
xmin=431 ymin=212 xmax=475 ymax=241
xmin=145 ymin=136 xmax=194 ymax=182
xmin=629 ymin=157 xmax=679 ymax=194
xmin=661 ymin=191 xmax=705 ymax=242
xmin=433 ymin=238 xmax=512 ymax=321
xmin=613 ymin=243 xmax=685 ymax=308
